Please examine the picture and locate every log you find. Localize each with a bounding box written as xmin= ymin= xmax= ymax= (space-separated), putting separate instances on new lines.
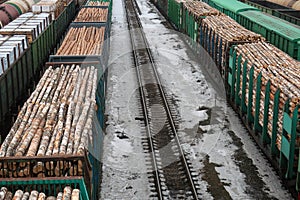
xmin=55 ymin=193 xmax=62 ymax=200
xmin=62 ymin=187 xmax=71 ymax=200
xmin=52 ymin=103 xmax=67 ymax=155
xmin=0 ymin=187 xmax=7 ymax=200
xmin=71 ymin=189 xmax=79 ymax=200
xmin=29 ymin=191 xmax=39 ymax=200
xmin=21 ymin=192 xmax=29 ymax=200
xmin=27 ymin=119 xmax=46 ymax=156
xmin=12 ymin=190 xmax=23 ymax=200
xmin=45 ymin=197 xmax=55 ymax=200
xmin=59 ymin=102 xmax=74 ymax=155
xmin=37 ymin=193 xmax=45 ymax=200
xmin=3 ymin=192 xmax=12 ymax=200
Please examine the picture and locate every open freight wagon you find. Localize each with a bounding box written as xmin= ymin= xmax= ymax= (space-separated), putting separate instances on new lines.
xmin=49 ymin=10 xmax=111 ymax=127
xmin=0 ymin=177 xmax=89 ymax=199
xmin=227 ymin=43 xmax=300 ymax=193
xmin=201 ymin=0 xmax=300 ymax=61
xmin=0 ymin=62 xmax=105 ymax=199
xmin=242 ymin=0 xmax=300 ymax=26
xmin=0 ymin=1 xmax=76 ymax=137
xmin=0 ymin=152 xmax=99 ymax=199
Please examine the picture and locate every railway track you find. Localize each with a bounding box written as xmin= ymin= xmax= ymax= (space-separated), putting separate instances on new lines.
xmin=124 ymin=0 xmax=200 ymax=199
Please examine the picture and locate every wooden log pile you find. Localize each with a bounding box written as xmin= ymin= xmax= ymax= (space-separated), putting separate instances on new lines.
xmin=56 ymin=26 xmax=105 ymax=55
xmin=201 ymin=15 xmax=264 ymax=73
xmin=202 ymin=15 xmax=263 ymax=42
xmin=234 ymin=41 xmax=300 ymax=148
xmin=0 ymin=64 xmax=98 ymax=158
xmin=74 ymin=8 xmax=108 ymax=22
xmin=86 ymin=1 xmax=110 ymax=6
xmin=183 ymin=1 xmax=221 ymax=21
xmin=0 ymin=186 xmax=80 ymax=200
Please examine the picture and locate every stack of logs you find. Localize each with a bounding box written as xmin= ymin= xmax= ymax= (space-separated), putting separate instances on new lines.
xmin=0 ymin=65 xmax=98 ymax=177
xmin=0 ymin=186 xmax=80 ymax=200
xmin=74 ymin=8 xmax=108 ymax=22
xmin=234 ymin=41 xmax=300 ymax=148
xmin=183 ymin=0 xmax=221 ymax=21
xmin=56 ymin=26 xmax=105 ymax=55
xmin=86 ymin=1 xmax=109 ymax=6
xmin=201 ymin=15 xmax=264 ymax=72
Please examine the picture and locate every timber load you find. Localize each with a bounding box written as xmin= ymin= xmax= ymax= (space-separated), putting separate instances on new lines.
xmin=56 ymin=27 xmax=105 ymax=55
xmin=202 ymin=15 xmax=264 ymax=43
xmin=0 ymin=64 xmax=98 ymax=179
xmin=0 ymin=186 xmax=80 ymax=200
xmin=74 ymin=8 xmax=108 ymax=22
xmin=200 ymin=15 xmax=264 ymax=73
xmin=183 ymin=1 xmax=221 ymax=21
xmin=233 ymin=41 xmax=300 ymax=148
xmin=86 ymin=1 xmax=110 ymax=6
xmin=0 ymin=65 xmax=98 ymax=158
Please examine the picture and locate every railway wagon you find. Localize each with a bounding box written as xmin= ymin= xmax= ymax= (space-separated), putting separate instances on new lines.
xmin=0 ymin=176 xmax=90 ymax=199
xmin=0 ymin=62 xmax=105 ymax=199
xmin=242 ymin=0 xmax=300 ymax=26
xmin=181 ymin=1 xmax=221 ymax=48
xmin=237 ymin=10 xmax=300 ymax=61
xmin=0 ymin=2 xmax=77 ymax=137
xmin=227 ymin=42 xmax=300 ymax=190
xmin=50 ymin=6 xmax=111 ymax=127
xmin=167 ymin=0 xmax=182 ymax=28
xmin=204 ymin=0 xmax=259 ymax=20
xmin=155 ymin=0 xmax=300 ymax=197
xmin=201 ymin=0 xmax=300 ymax=61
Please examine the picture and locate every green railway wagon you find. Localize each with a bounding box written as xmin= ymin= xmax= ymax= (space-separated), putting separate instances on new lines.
xmin=167 ymin=0 xmax=181 ymax=29
xmin=273 ymin=10 xmax=300 ymax=26
xmin=0 ymin=22 xmax=55 ymax=133
xmin=228 ymin=46 xmax=300 ymax=195
xmin=243 ymin=0 xmax=300 ymax=26
xmin=31 ymin=22 xmax=55 ymax=77
xmin=53 ymin=0 xmax=76 ymax=50
xmin=66 ymin=0 xmax=76 ymax=25
xmin=243 ymin=0 xmax=287 ymax=14
xmin=237 ymin=10 xmax=300 ymax=60
xmin=49 ymin=20 xmax=111 ymax=128
xmin=209 ymin=0 xmax=259 ymax=20
xmin=182 ymin=5 xmax=198 ymax=42
xmin=0 ymin=154 xmax=97 ymax=199
xmin=0 ymin=47 xmax=32 ymax=128
xmin=0 ymin=177 xmax=89 ymax=200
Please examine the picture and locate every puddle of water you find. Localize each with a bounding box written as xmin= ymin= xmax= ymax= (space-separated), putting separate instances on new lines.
xmin=202 ymin=155 xmax=232 ymax=200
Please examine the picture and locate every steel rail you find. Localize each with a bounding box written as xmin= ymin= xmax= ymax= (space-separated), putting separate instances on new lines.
xmin=124 ymin=0 xmax=199 ymax=198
